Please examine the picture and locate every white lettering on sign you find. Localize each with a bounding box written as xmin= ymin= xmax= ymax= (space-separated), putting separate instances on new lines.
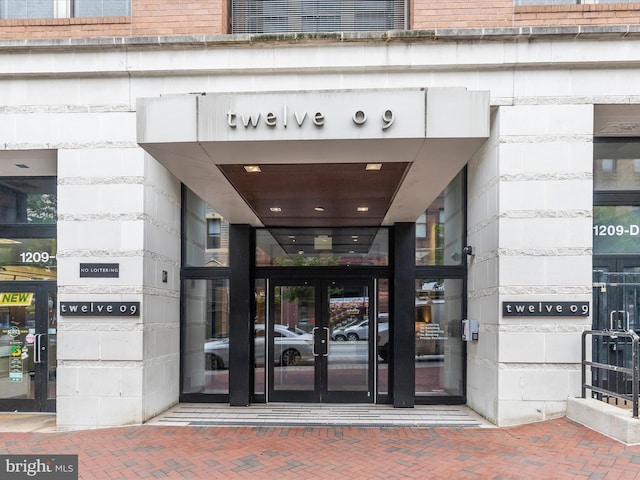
xmin=60 ymin=302 xmax=139 ymax=317
xmin=502 ymin=301 xmax=590 ymax=317
xmin=593 ymin=224 xmax=640 ymax=236
xmin=19 ymin=252 xmax=53 ymax=263
xmin=226 ymin=106 xmax=394 ymax=131
xmin=79 ymin=267 xmax=119 ymax=274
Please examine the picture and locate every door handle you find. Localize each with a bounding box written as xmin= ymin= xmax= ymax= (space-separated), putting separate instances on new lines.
xmin=312 ymin=327 xmax=319 ymax=356
xmin=322 ymin=327 xmax=330 ymax=357
xmin=34 ymin=334 xmax=48 ymax=364
xmin=610 ymin=310 xmax=630 ymax=330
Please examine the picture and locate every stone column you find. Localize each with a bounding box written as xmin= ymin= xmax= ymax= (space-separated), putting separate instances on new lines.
xmin=56 ymin=147 xmax=181 ymax=429
xmin=466 ymin=104 xmax=593 ymax=426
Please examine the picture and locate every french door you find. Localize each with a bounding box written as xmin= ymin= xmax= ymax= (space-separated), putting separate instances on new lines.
xmin=0 ymin=282 xmax=56 ymax=412
xmin=268 ymin=278 xmax=374 ymax=402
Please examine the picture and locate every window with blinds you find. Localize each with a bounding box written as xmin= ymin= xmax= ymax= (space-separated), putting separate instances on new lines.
xmin=1 ymin=0 xmax=53 ymax=19
xmin=0 ymin=0 xmax=130 ymax=19
xmin=231 ymin=0 xmax=406 ymax=34
xmin=73 ymin=0 xmax=130 ymax=17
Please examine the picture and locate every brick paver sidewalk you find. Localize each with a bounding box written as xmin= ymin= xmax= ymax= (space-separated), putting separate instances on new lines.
xmin=1 ymin=417 xmax=639 ymax=479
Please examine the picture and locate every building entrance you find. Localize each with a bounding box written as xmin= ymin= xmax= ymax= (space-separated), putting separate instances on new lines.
xmin=0 ymin=282 xmax=56 ymax=412
xmin=268 ymin=278 xmax=375 ymax=402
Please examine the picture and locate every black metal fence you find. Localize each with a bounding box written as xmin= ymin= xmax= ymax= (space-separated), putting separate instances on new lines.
xmin=582 ymin=329 xmax=639 ymax=418
xmin=584 ymin=271 xmax=640 ymax=418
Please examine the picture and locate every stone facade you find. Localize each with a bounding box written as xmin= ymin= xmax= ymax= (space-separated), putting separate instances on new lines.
xmin=1 ymin=0 xmax=639 ymax=428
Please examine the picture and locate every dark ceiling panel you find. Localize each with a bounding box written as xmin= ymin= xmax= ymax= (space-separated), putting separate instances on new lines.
xmin=218 ymin=162 xmax=409 ymax=228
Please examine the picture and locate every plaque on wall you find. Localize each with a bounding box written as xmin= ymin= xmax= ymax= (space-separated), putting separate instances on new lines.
xmin=60 ymin=302 xmax=140 ymax=317
xmin=80 ymin=263 xmax=120 ymax=278
xmin=502 ymin=301 xmax=589 ymax=317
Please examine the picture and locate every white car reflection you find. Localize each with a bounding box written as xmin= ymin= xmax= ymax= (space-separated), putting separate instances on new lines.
xmin=204 ymin=324 xmax=314 ymax=370
xmin=332 ymin=319 xmax=369 ymax=341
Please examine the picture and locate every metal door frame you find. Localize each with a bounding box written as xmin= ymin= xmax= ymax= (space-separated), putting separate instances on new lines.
xmin=0 ymin=281 xmax=56 ymax=412
xmin=266 ymin=277 xmax=376 ymax=403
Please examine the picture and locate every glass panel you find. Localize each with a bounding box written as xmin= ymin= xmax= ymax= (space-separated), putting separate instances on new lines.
xmin=0 ymin=290 xmax=36 ymax=400
xmin=184 ymin=188 xmax=229 ymax=267
xmin=0 ymin=238 xmax=56 ymax=281
xmin=594 ymin=141 xmax=640 ymax=191
xmin=377 ymin=278 xmax=389 ymax=398
xmin=327 ymin=283 xmax=369 ymax=392
xmin=254 ymin=279 xmax=266 ymax=395
xmin=416 ymin=170 xmax=464 ymax=266
xmin=273 ymin=285 xmax=315 ymax=391
xmin=0 ymin=177 xmax=56 ymax=224
xmin=256 ymin=227 xmax=388 ymax=266
xmin=415 ymin=278 xmax=463 ymax=396
xmin=1 ymin=0 xmax=53 ymax=19
xmin=593 ymin=206 xmax=640 ymax=254
xmin=73 ymin=0 xmax=130 ymax=17
xmin=47 ymin=291 xmax=56 ymax=400
xmin=231 ymin=0 xmax=405 ymax=34
xmin=183 ymin=279 xmax=229 ymax=395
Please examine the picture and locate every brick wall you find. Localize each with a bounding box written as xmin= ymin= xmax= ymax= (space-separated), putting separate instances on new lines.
xmin=0 ymin=0 xmax=227 ymax=40
xmin=412 ymin=0 xmax=513 ymax=29
xmin=411 ymin=0 xmax=640 ymax=29
xmin=1 ymin=1 xmax=640 ymax=40
xmin=512 ymin=3 xmax=640 ymax=27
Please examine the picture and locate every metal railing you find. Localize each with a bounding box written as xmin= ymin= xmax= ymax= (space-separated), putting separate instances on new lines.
xmin=582 ymin=329 xmax=639 ymax=418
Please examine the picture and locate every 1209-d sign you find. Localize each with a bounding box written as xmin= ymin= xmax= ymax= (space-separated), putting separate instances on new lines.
xmin=502 ymin=301 xmax=589 ymax=317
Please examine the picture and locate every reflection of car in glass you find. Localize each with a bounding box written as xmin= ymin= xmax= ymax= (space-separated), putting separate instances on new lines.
xmin=204 ymin=324 xmax=313 ymax=370
xmin=332 ymin=319 xmax=369 ymax=341
xmin=377 ymin=321 xmax=389 ymax=362
xmin=297 ymin=317 xmax=314 ymax=332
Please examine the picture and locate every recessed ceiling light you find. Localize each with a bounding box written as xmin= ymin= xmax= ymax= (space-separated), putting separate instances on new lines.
xmin=315 ymin=207 xmax=325 ymax=212
xmin=270 ymin=207 xmax=282 ymax=212
xmin=244 ymin=165 xmax=261 ymax=173
xmin=366 ymin=163 xmax=382 ymax=171
xmin=15 ymin=164 xmax=29 ymax=169
xmin=357 ymin=206 xmax=369 ymax=212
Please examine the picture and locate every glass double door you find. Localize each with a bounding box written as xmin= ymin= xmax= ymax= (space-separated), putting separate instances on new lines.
xmin=0 ymin=282 xmax=56 ymax=412
xmin=268 ymin=278 xmax=374 ymax=402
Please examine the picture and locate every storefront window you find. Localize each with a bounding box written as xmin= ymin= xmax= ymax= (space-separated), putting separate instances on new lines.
xmin=254 ymin=279 xmax=266 ymax=396
xmin=183 ymin=188 xmax=229 ymax=267
xmin=377 ymin=278 xmax=389 ymax=399
xmin=182 ymin=279 xmax=230 ymax=395
xmin=416 ymin=171 xmax=464 ymax=266
xmin=0 ymin=177 xmax=56 ymax=224
xmin=593 ymin=205 xmax=640 ymax=254
xmin=0 ymin=238 xmax=56 ymax=281
xmin=594 ymin=140 xmax=640 ymax=191
xmin=415 ymin=278 xmax=463 ymax=397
